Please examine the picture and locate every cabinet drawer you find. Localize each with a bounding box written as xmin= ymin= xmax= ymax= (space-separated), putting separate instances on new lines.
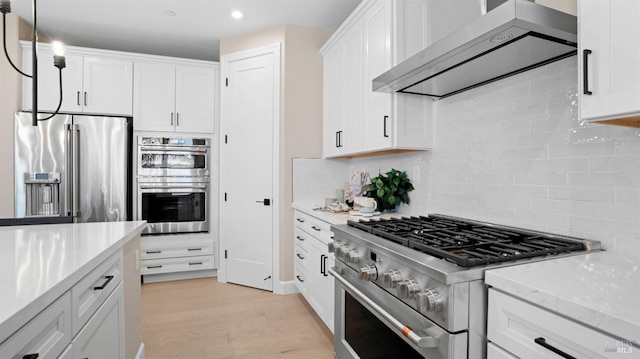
xmin=294 ymin=242 xmax=309 ymax=270
xmin=140 ymin=240 xmax=214 ymax=260
xmin=294 ymin=211 xmax=310 ymax=229
xmin=487 ymin=342 xmax=517 ymax=359
xmin=141 ymin=254 xmax=215 ymax=275
xmin=488 ymin=289 xmax=632 ymax=358
xmin=0 ymin=292 xmax=71 ymax=359
xmin=294 ymin=263 xmax=309 ymax=297
xmin=295 ymin=211 xmax=334 ymax=246
xmin=71 ymin=250 xmax=123 ymax=336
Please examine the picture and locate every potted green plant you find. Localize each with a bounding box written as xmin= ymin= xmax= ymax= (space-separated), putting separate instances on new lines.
xmin=362 ymin=168 xmax=415 ymax=211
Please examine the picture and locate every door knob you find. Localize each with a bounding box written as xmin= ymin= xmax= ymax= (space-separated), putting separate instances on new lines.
xmin=256 ymin=198 xmax=271 ymax=206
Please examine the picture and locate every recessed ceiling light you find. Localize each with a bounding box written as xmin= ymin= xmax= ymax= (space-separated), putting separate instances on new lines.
xmin=230 ymin=10 xmax=244 ymax=19
xmin=164 ymin=10 xmax=176 ymax=17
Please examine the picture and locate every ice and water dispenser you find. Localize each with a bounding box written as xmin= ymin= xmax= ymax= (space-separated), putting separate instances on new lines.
xmin=24 ymin=172 xmax=61 ymax=216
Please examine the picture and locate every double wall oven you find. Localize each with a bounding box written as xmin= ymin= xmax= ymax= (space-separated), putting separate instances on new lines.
xmin=135 ymin=136 xmax=210 ymax=235
xmin=329 ymin=214 xmax=600 ymax=359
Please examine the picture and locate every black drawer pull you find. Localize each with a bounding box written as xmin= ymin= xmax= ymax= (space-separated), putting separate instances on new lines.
xmin=534 ymin=337 xmax=576 ymax=359
xmin=23 ymin=354 xmax=39 ymax=359
xmin=146 ymin=250 xmax=161 ymax=254
xmin=296 ymin=275 xmax=304 ymax=283
xmin=296 ymin=218 xmax=305 ymax=223
xmin=583 ymin=49 xmax=592 ymax=95
xmin=296 ymin=235 xmax=304 ymax=241
xmin=187 ymin=248 xmax=202 ymax=251
xmin=383 ymin=115 xmax=389 ymax=137
xmin=311 ymin=226 xmax=321 ymax=231
xmin=93 ymin=275 xmax=114 ymax=290
xmin=296 ymin=253 xmax=305 ymax=260
xmin=148 ymin=265 xmax=162 ymax=269
xmin=189 ymin=262 xmax=203 ymax=266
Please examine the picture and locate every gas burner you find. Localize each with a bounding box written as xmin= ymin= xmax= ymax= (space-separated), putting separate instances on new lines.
xmin=347 ymin=214 xmax=587 ymax=267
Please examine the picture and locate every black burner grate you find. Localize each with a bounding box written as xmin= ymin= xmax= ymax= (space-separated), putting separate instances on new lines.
xmin=347 ymin=215 xmax=585 ymax=267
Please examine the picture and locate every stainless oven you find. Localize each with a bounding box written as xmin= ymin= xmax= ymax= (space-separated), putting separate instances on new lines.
xmin=330 ymin=261 xmax=467 ymax=359
xmin=136 ymin=177 xmax=209 ymax=235
xmin=137 ymin=136 xmax=210 ymax=177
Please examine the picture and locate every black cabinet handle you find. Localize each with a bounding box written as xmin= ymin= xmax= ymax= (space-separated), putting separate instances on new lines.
xmin=296 ymin=253 xmax=305 ymax=260
xmin=187 ymin=248 xmax=202 ymax=251
xmin=335 ymin=131 xmax=340 ymax=148
xmin=23 ymin=354 xmax=39 ymax=359
xmin=583 ymin=49 xmax=592 ymax=95
xmin=323 ymin=255 xmax=329 ymax=277
xmin=534 ymin=337 xmax=576 ymax=359
xmin=311 ymin=226 xmax=321 ymax=232
xmin=77 ymin=91 xmax=80 ymax=106
xmin=148 ymin=265 xmax=162 ymax=269
xmin=296 ymin=218 xmax=305 ymax=223
xmin=383 ymin=115 xmax=389 ymax=137
xmin=93 ymin=275 xmax=114 ymax=290
xmin=84 ymin=92 xmax=87 ymax=106
xmin=320 ymin=254 xmax=326 ymax=275
xmin=296 ymin=275 xmax=304 ymax=283
xmin=146 ymin=250 xmax=161 ymax=254
xmin=188 ymin=262 xmax=203 ymax=266
xmin=296 ymin=235 xmax=304 ymax=241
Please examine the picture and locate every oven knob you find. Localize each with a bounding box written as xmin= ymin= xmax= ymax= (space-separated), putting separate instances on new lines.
xmin=382 ymin=269 xmax=403 ymax=288
xmin=397 ymin=279 xmax=420 ymax=299
xmin=334 ymin=244 xmax=348 ymax=258
xmin=345 ymin=249 xmax=360 ymax=264
xmin=417 ymin=288 xmax=443 ymax=312
xmin=327 ymin=240 xmax=341 ymax=253
xmin=358 ymin=264 xmax=378 ymax=281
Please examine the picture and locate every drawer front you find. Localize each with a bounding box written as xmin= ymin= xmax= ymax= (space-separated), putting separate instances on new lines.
xmin=141 ymin=254 xmax=215 ymax=275
xmin=294 ymin=211 xmax=309 ymax=229
xmin=294 ymin=211 xmax=334 ymax=246
xmin=294 ymin=263 xmax=309 ymax=297
xmin=0 ymin=292 xmax=71 ymax=359
xmin=140 ymin=240 xmax=214 ymax=260
xmin=487 ymin=342 xmax=517 ymax=359
xmin=488 ymin=289 xmax=633 ymax=358
xmin=71 ymin=250 xmax=123 ymax=336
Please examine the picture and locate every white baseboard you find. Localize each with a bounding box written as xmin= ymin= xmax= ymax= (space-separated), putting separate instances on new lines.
xmin=276 ymin=280 xmax=299 ymax=295
xmin=142 ymin=269 xmax=217 ymax=283
xmin=136 ymin=342 xmax=145 ymax=359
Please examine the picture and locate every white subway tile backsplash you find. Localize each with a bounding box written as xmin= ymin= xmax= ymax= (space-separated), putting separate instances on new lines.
xmin=590 ymin=155 xmax=640 ymax=172
xmin=549 ymin=141 xmax=616 ymax=158
xmin=591 ymin=202 xmax=640 ymax=223
xmin=568 ymin=172 xmax=640 ymax=188
xmin=548 ymin=186 xmax=616 ymax=203
xmin=500 ymin=184 xmax=548 ymax=199
xmin=616 ymin=188 xmax=640 ymax=205
xmin=514 ymin=173 xmax=566 ymax=186
xmin=531 ymin=199 xmax=591 ymax=217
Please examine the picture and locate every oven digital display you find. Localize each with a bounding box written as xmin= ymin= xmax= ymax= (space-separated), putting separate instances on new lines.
xmin=344 ymin=293 xmax=423 ymax=358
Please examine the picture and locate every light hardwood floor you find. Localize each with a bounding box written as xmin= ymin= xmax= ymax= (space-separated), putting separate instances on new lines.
xmin=141 ymin=277 xmax=334 ymax=359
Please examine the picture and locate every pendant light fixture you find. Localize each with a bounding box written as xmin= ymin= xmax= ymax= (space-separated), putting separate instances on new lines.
xmin=1 ymin=0 xmax=66 ymax=126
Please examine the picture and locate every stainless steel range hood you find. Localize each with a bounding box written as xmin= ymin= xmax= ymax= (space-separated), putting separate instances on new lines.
xmin=372 ymin=0 xmax=577 ymax=98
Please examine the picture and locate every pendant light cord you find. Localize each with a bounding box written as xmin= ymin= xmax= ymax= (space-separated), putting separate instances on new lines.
xmin=2 ymin=12 xmax=31 ymax=77
xmin=37 ymin=67 xmax=63 ymax=122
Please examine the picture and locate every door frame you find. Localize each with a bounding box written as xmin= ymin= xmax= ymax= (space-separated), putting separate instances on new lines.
xmin=218 ymin=43 xmax=282 ymax=293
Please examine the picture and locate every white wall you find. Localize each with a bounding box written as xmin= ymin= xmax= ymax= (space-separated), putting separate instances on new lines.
xmin=349 ymin=57 xmax=640 ymax=254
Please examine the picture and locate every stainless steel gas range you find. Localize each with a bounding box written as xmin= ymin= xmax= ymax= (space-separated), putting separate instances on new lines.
xmin=328 ymin=214 xmax=600 ymax=359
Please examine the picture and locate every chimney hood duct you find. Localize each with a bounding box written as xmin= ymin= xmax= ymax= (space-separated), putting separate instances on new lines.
xmin=372 ymin=0 xmax=577 ymax=99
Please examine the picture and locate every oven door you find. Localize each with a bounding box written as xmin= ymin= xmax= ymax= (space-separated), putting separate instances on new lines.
xmin=330 ymin=261 xmax=467 ymax=359
xmin=137 ymin=178 xmax=209 ymax=235
xmin=138 ymin=146 xmax=209 ymax=177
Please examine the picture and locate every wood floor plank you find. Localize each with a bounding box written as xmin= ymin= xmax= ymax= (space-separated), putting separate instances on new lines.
xmin=142 ymin=278 xmax=334 ymax=359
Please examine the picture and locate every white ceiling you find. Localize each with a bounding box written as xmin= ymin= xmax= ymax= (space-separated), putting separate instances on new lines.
xmin=11 ymin=0 xmax=362 ymax=61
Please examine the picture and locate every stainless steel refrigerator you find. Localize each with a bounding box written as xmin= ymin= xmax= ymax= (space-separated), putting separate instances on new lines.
xmin=14 ymin=112 xmax=132 ymax=222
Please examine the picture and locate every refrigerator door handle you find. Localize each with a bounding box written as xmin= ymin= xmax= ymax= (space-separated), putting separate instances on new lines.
xmin=65 ymin=124 xmax=73 ymax=216
xmin=72 ymin=124 xmax=81 ymax=217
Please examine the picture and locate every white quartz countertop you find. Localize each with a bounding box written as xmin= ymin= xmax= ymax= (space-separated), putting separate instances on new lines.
xmin=292 ymin=202 xmax=402 ymax=225
xmin=0 ymin=221 xmax=146 ymax=343
xmin=485 ymin=251 xmax=640 ymax=345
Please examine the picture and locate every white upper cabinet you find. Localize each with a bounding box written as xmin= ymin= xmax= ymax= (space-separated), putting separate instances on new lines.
xmin=22 ymin=43 xmax=133 ymax=116
xmin=134 ymin=61 xmax=217 ymax=133
xmin=579 ymin=0 xmax=640 ymax=126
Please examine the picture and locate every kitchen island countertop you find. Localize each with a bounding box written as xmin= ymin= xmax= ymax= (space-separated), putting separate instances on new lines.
xmin=0 ymin=221 xmax=146 ymax=343
xmin=485 ymin=251 xmax=640 ymax=347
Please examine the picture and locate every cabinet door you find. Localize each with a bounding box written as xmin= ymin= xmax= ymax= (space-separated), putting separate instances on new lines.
xmin=175 ymin=65 xmax=216 ymax=133
xmin=133 ymin=62 xmax=176 ymax=132
xmin=22 ymin=49 xmax=83 ymax=113
xmin=579 ymin=0 xmax=640 ymax=122
xmin=73 ymin=283 xmax=125 ymax=359
xmin=307 ymin=235 xmax=331 ymax=327
xmin=83 ymin=56 xmax=133 ymax=115
xmin=323 ymin=46 xmax=344 ymax=157
xmin=341 ymin=24 xmax=364 ymax=155
xmin=362 ymin=0 xmax=393 ymax=151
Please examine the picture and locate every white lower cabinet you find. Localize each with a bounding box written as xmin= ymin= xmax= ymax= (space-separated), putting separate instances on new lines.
xmin=293 ymin=210 xmax=335 ymax=333
xmin=0 ymin=292 xmax=71 ymax=359
xmin=0 ymin=251 xmax=125 ymax=359
xmin=140 ymin=234 xmax=215 ymax=276
xmin=487 ymin=288 xmax=628 ymax=359
xmin=72 ymin=283 xmax=124 ymax=359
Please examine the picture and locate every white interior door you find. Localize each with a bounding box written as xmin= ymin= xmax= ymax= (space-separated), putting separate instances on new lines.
xmin=221 ymin=45 xmax=279 ymax=291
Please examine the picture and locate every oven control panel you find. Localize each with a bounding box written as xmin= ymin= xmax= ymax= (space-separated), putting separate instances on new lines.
xmin=332 ymin=237 xmax=469 ymax=332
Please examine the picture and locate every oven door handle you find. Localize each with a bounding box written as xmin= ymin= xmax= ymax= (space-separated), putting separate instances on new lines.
xmin=138 ymin=185 xmax=208 ymax=190
xmin=328 ymin=267 xmax=439 ymax=349
xmin=139 ymin=146 xmax=208 ymax=153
